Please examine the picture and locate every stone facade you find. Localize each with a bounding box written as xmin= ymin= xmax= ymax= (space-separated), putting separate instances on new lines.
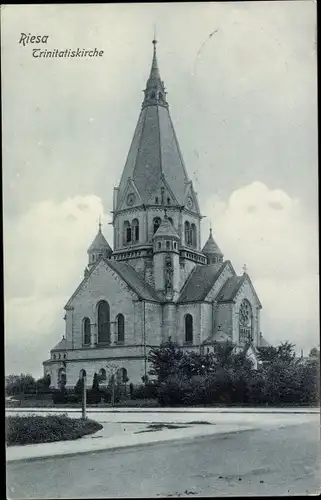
xmin=43 ymin=40 xmax=267 ymax=389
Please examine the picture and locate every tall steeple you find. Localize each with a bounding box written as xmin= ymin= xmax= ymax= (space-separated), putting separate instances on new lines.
xmin=115 ymin=39 xmax=192 ymax=211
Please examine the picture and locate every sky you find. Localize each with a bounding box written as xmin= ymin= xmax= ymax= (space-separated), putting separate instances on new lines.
xmin=2 ymin=2 xmax=318 ymax=378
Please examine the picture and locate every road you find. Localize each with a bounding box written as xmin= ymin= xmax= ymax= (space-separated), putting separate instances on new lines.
xmin=7 ymin=422 xmax=320 ymax=498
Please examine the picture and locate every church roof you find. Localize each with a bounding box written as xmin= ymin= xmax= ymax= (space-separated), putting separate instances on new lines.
xmin=52 ymin=337 xmax=72 ymax=351
xmin=218 ymin=273 xmax=262 ymax=308
xmin=202 ymin=228 xmax=223 ymax=256
xmin=202 ymin=330 xmax=231 ymax=345
xmin=65 ymin=257 xmax=165 ymax=309
xmin=153 ymin=214 xmax=180 ymax=239
xmin=258 ymin=334 xmax=271 ymax=348
xmin=116 ymin=40 xmax=190 ymax=209
xmin=217 ymin=276 xmax=244 ymax=302
xmin=179 ymin=261 xmax=230 ymax=303
xmin=87 ymin=224 xmax=112 ymax=253
xmin=107 ymin=259 xmax=165 ymax=302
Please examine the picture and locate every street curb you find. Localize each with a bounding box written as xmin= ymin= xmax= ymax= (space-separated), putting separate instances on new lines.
xmin=6 ymin=427 xmax=255 ymax=464
xmin=5 ymin=408 xmax=320 ymax=414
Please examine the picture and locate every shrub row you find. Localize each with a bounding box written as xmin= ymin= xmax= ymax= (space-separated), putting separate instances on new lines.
xmin=6 ymin=414 xmax=103 ymax=446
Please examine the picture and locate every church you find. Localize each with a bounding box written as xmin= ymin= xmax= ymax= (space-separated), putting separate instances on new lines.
xmin=43 ymin=40 xmax=269 ymax=388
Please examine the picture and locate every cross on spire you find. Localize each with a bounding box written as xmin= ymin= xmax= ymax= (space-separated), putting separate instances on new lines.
xmin=98 ymin=216 xmax=102 ymax=232
xmin=242 ymin=264 xmax=248 ymax=274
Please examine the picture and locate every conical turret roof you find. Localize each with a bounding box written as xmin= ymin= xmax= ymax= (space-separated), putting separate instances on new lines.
xmin=202 ymin=228 xmax=223 ymax=256
xmin=87 ymin=223 xmax=112 ymax=253
xmin=153 ymin=213 xmax=180 ymax=239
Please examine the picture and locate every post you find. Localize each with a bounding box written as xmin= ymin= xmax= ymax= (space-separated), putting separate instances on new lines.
xmin=82 ymin=374 xmax=87 ymax=419
xmin=143 ymin=301 xmax=147 ymax=380
xmin=111 ymin=374 xmax=115 ymax=407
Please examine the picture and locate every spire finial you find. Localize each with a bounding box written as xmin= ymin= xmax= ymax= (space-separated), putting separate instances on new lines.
xmin=153 ymin=24 xmax=157 ymax=47
xmin=242 ymin=264 xmax=248 ymax=274
xmin=209 ymin=221 xmax=213 ymax=237
xmin=164 ymin=208 xmax=168 ymax=219
xmin=98 ymin=216 xmax=102 ymax=233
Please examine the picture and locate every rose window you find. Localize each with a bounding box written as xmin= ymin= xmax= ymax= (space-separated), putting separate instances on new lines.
xmin=239 ymin=300 xmax=252 ymax=342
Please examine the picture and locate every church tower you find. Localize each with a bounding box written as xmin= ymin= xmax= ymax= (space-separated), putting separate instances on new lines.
xmin=112 ymin=39 xmax=206 ymax=285
xmin=153 ymin=210 xmax=180 ymax=301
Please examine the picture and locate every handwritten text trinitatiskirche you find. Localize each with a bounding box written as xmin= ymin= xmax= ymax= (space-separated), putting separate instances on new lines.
xmin=18 ymin=33 xmax=104 ymax=58
xmin=32 ymin=48 xmax=104 ymax=58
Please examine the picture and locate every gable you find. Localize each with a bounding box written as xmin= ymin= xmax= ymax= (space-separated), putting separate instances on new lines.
xmin=117 ymin=178 xmax=143 ymax=211
xmin=183 ymin=181 xmax=201 ymax=216
xmin=232 ymin=275 xmax=262 ymax=309
xmin=65 ymin=259 xmax=139 ymax=309
xmin=146 ymin=175 xmax=179 ymax=206
xmin=205 ymin=260 xmax=236 ymax=302
xmin=65 ymin=258 xmax=164 ymax=310
xmin=217 ymin=273 xmax=262 ymax=309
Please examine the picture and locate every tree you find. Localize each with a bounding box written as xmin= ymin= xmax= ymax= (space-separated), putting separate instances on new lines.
xmin=92 ymin=373 xmax=100 ymax=392
xmin=257 ymin=341 xmax=296 ymax=365
xmin=148 ymin=339 xmax=184 ymax=382
xmin=74 ymin=378 xmax=83 ymax=396
xmin=6 ymin=374 xmax=36 ymax=396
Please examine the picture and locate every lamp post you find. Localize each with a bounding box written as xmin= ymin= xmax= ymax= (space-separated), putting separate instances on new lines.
xmin=81 ymin=372 xmax=87 ymax=419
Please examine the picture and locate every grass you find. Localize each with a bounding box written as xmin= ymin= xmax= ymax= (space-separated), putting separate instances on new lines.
xmin=6 ymin=414 xmax=103 ymax=446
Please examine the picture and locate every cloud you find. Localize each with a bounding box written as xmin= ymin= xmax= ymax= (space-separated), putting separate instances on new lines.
xmin=203 ymin=181 xmax=319 ymax=350
xmin=4 ymin=195 xmax=113 ymax=377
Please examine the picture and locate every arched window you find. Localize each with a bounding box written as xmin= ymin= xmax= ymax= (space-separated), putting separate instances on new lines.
xmin=167 ymin=197 xmax=171 ymax=205
xmin=191 ymin=224 xmax=197 ymax=248
xmin=132 ymin=219 xmax=139 ymax=242
xmin=239 ymin=300 xmax=253 ymax=343
xmin=58 ymin=368 xmax=66 ymax=386
xmin=124 ymin=221 xmax=131 ymax=244
xmin=157 ymin=241 xmax=161 ymax=250
xmin=98 ymin=368 xmax=107 ymax=381
xmin=116 ymin=313 xmax=125 ymax=343
xmin=79 ymin=369 xmax=86 ymax=379
xmin=166 ymin=241 xmax=170 ymax=250
xmin=153 ymin=217 xmax=161 ymax=234
xmin=97 ymin=300 xmax=110 ymax=344
xmin=155 ymin=197 xmax=159 ymax=204
xmin=83 ymin=317 xmax=91 ymax=345
xmin=117 ymin=368 xmax=128 ymax=383
xmin=184 ymin=221 xmax=191 ymax=246
xmin=185 ymin=314 xmax=193 ymax=343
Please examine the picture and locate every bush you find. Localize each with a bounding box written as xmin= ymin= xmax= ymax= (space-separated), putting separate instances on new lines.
xmin=6 ymin=414 xmax=103 ymax=446
xmin=130 ymin=382 xmax=159 ymax=400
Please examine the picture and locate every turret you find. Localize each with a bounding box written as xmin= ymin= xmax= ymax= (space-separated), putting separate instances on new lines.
xmin=87 ymin=221 xmax=112 ymax=270
xmin=202 ymin=227 xmax=223 ymax=265
xmin=153 ymin=211 xmax=180 ymax=299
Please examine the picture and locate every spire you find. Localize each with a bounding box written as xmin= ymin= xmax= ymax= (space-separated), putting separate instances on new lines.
xmin=142 ymin=38 xmax=168 ymax=109
xmin=150 ymin=37 xmax=160 ymax=81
